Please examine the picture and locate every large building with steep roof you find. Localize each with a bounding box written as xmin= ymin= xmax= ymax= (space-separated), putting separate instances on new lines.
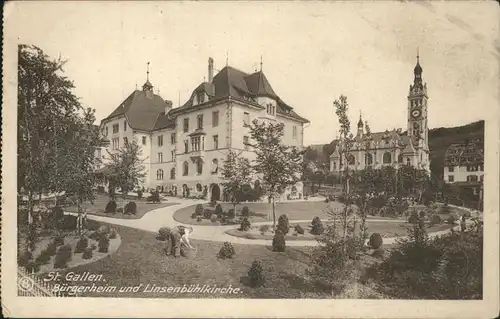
xmin=329 ymin=55 xmax=430 ymax=173
xmin=98 ymin=58 xmax=309 ymax=201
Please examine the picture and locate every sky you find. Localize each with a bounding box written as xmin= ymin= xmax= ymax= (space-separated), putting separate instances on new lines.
xmin=9 ymin=1 xmax=500 ymax=145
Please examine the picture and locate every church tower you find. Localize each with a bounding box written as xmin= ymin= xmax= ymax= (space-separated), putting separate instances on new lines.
xmin=407 ymin=51 xmax=430 ymax=170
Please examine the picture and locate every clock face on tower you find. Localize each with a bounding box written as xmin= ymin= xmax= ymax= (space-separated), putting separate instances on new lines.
xmin=411 ymin=108 xmax=422 ymax=119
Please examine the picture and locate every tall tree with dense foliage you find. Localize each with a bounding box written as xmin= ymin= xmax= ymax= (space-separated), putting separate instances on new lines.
xmin=105 ymin=139 xmax=146 ymax=202
xmin=247 ymin=119 xmax=303 ymax=230
xmin=220 ymin=150 xmax=252 ymax=213
xmin=18 ymin=45 xmax=105 ymax=226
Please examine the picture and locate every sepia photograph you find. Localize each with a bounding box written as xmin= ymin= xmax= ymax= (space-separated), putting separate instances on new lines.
xmin=2 ymin=1 xmax=499 ymax=318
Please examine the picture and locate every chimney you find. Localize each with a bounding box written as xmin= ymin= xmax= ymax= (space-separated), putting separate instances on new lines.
xmin=208 ymin=57 xmax=214 ymax=83
xmin=165 ymin=100 xmax=173 ymax=114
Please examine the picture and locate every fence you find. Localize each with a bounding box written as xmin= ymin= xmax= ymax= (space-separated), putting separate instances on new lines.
xmin=17 ymin=266 xmax=72 ymax=297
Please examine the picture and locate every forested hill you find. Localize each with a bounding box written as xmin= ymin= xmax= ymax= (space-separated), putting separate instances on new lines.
xmin=313 ymin=120 xmax=484 ymax=179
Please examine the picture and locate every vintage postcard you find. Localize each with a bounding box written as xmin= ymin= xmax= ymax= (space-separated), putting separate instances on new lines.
xmin=2 ymin=1 xmax=499 ymax=318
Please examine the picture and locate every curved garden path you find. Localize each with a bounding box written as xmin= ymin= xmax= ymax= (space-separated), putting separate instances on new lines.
xmin=72 ymin=198 xmax=478 ymax=247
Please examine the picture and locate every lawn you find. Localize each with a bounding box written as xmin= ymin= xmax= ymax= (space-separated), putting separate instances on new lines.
xmin=45 ymin=224 xmax=336 ymax=299
xmin=65 ymin=195 xmax=179 ymax=219
xmin=225 ymin=220 xmax=454 ymax=241
xmin=174 ymin=201 xmax=343 ymax=225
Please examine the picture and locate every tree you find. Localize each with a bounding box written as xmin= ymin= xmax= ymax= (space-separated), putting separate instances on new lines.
xmin=105 ymin=139 xmax=146 ymax=202
xmin=220 ymin=150 xmax=252 ymax=213
xmin=247 ymin=119 xmax=303 ymax=230
xmin=18 ymin=45 xmax=101 ymax=228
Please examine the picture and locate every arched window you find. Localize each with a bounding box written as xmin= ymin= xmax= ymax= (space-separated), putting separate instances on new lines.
xmin=348 ymin=154 xmax=355 ymax=165
xmin=211 ymin=159 xmax=218 ymax=174
xmin=333 ymin=161 xmax=337 ymax=170
xmin=170 ymin=167 xmax=176 ymax=180
xmin=156 ymin=169 xmax=164 ymax=180
xmin=406 ymin=157 xmax=411 ymax=166
xmin=398 ymin=154 xmax=403 ymax=163
xmin=183 ymin=161 xmax=189 ymax=176
xmin=196 ymin=183 xmax=202 ymax=192
xmin=196 ymin=159 xmax=203 ymax=175
xmin=365 ymin=153 xmax=373 ymax=166
xmin=383 ymin=152 xmax=392 ymax=164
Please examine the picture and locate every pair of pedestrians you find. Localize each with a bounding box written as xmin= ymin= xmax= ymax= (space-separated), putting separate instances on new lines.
xmin=165 ymin=226 xmax=195 ymax=257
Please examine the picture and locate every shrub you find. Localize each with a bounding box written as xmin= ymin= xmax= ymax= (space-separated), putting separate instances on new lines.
xmin=294 ymin=224 xmax=305 ymax=235
xmin=369 ymin=233 xmax=383 ymax=249
xmin=74 ymin=236 xmax=89 ymax=253
xmin=105 ymin=200 xmax=117 ymax=213
xmin=241 ymin=206 xmax=250 ymax=217
xmin=53 ymin=235 xmax=65 ymax=246
xmin=54 ymin=244 xmax=72 ymax=269
xmin=98 ymin=236 xmax=110 ymax=253
xmin=46 ymin=241 xmax=57 ymax=256
xmin=277 ymin=214 xmax=290 ymax=234
xmin=158 ymin=227 xmax=171 ymax=241
xmin=108 ymin=228 xmax=117 ymax=239
xmin=35 ymin=249 xmax=52 ymax=264
xmin=82 ymin=247 xmax=93 ymax=260
xmin=57 ymin=215 xmax=77 ymax=230
xmin=214 ymin=204 xmax=223 ymax=216
xmin=218 ymin=242 xmax=236 ymax=259
xmin=431 ymin=214 xmax=442 ymax=225
xmin=51 ymin=206 xmax=64 ymax=220
xmin=97 ymin=225 xmax=110 ymax=236
xmin=311 ymin=218 xmax=324 ymax=235
xmin=408 ymin=212 xmax=419 ymax=224
xmin=447 ymin=215 xmax=457 ymax=225
xmin=196 ymin=217 xmax=202 ymax=222
xmin=227 ymin=209 xmax=236 ymax=219
xmin=419 ymin=210 xmax=426 ymax=218
xmin=240 ymin=217 xmax=251 ymax=231
xmin=248 ymin=260 xmax=265 ymax=287
xmin=137 ymin=189 xmax=143 ymax=199
xmin=18 ymin=250 xmax=33 ymax=267
xmin=124 ymin=201 xmax=137 ymax=215
xmin=272 ymin=230 xmax=286 ymax=252
xmin=259 ymin=225 xmax=270 ymax=234
xmin=195 ymin=204 xmax=205 ymax=216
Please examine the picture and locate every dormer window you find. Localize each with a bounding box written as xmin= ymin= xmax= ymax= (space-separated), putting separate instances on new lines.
xmin=196 ymin=92 xmax=205 ymax=104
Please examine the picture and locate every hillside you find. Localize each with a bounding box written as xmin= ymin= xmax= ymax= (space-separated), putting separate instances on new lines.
xmin=313 ymin=120 xmax=484 ymax=180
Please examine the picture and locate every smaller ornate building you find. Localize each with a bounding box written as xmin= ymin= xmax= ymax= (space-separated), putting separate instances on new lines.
xmin=443 ymin=138 xmax=484 ymax=184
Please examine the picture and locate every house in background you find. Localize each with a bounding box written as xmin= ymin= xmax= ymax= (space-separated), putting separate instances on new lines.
xmin=443 ymin=138 xmax=484 ymax=184
xmin=98 ymin=58 xmax=309 ymax=201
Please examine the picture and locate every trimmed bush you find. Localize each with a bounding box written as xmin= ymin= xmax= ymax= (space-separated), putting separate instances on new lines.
xmin=431 ymin=214 xmax=442 ymax=225
xmin=408 ymin=212 xmax=419 ymax=224
xmin=137 ymin=189 xmax=143 ymax=199
xmin=272 ymin=230 xmax=286 ymax=252
xmin=248 ymin=260 xmax=265 ymax=287
xmin=46 ymin=241 xmax=57 ymax=256
xmin=259 ymin=225 xmax=270 ymax=234
xmin=98 ymin=236 xmax=110 ymax=253
xmin=108 ymin=228 xmax=117 ymax=239
xmin=294 ymin=224 xmax=305 ymax=235
xmin=105 ymin=200 xmax=117 ymax=213
xmin=158 ymin=227 xmax=171 ymax=241
xmin=214 ymin=204 xmax=223 ymax=216
xmin=277 ymin=214 xmax=290 ymax=234
xmin=124 ymin=201 xmax=137 ymax=215
xmin=447 ymin=215 xmax=457 ymax=225
xmin=369 ymin=233 xmax=383 ymax=249
xmin=54 ymin=244 xmax=72 ymax=269
xmin=240 ymin=217 xmax=251 ymax=231
xmin=227 ymin=209 xmax=236 ymax=219
xmin=218 ymin=242 xmax=236 ymax=259
xmin=35 ymin=249 xmax=52 ymax=264
xmin=82 ymin=247 xmax=93 ymax=260
xmin=51 ymin=206 xmax=64 ymax=220
xmin=241 ymin=206 xmax=250 ymax=217
xmin=18 ymin=250 xmax=33 ymax=267
xmin=311 ymin=218 xmax=324 ymax=235
xmin=419 ymin=211 xmax=426 ymax=218
xmin=211 ymin=214 xmax=218 ymax=223
xmin=195 ymin=204 xmax=205 ymax=216
xmin=74 ymin=236 xmax=89 ymax=253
